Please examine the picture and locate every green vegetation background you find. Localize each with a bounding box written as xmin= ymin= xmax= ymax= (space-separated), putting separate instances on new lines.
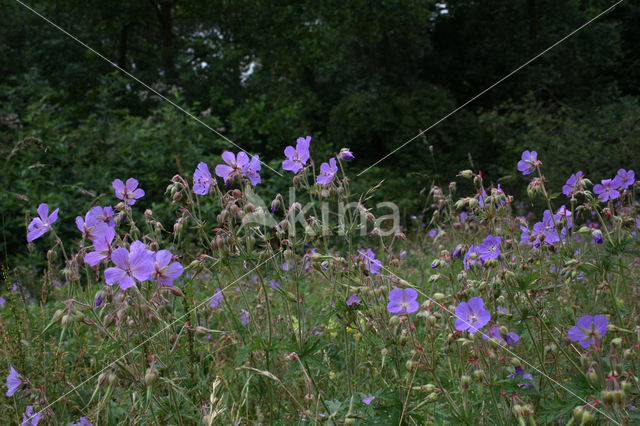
xmin=2 ymin=0 xmax=640 ymax=267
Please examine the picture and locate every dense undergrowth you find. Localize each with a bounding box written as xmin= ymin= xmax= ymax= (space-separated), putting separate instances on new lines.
xmin=1 ymin=140 xmax=639 ymax=425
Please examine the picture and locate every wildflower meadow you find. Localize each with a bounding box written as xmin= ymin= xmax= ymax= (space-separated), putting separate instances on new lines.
xmin=2 ymin=139 xmax=639 ymax=425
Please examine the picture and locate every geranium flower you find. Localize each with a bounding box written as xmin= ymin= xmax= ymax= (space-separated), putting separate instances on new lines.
xmin=454 ymin=297 xmax=491 ymax=333
xmin=209 ymin=289 xmax=224 ymax=308
xmin=193 ymin=162 xmax=212 ymax=195
xmin=346 ymin=294 xmax=360 ymax=306
xmin=387 ymin=288 xmax=419 ymax=314
xmin=27 ymin=203 xmax=59 ymax=242
xmin=517 ymin=150 xmax=539 ymax=175
xmin=113 ymin=178 xmax=145 ymax=205
xmin=359 ymin=249 xmax=382 ymax=274
xmin=339 ymin=148 xmax=355 ymax=160
xmin=463 ymin=245 xmax=482 ymax=269
xmin=76 ymin=207 xmax=109 ymax=241
xmin=94 ymin=206 xmax=116 ymax=227
xmin=22 ymin=406 xmax=41 ymax=425
xmin=482 ymin=325 xmax=519 ymax=345
xmin=616 ymin=169 xmax=635 ymax=189
xmin=362 ymin=396 xmax=375 ymax=405
xmin=215 ymin=151 xmax=249 ymax=183
xmin=84 ymin=226 xmax=116 ymax=266
xmin=104 ymin=241 xmax=154 ymax=290
xmin=243 ymin=155 xmax=261 ymax=186
xmin=593 ymin=178 xmax=620 ymax=202
xmin=151 ymin=250 xmax=184 ymax=286
xmin=70 ymin=417 xmax=93 ymax=426
xmin=478 ymin=235 xmax=500 ymax=261
xmin=508 ymin=366 xmax=533 ymax=390
xmin=562 ymin=171 xmax=584 ymax=197
xmin=282 ymin=136 xmax=311 ymax=173
xmin=568 ymin=315 xmax=608 ymax=348
xmin=6 ymin=365 xmax=22 ymax=397
xmin=317 ymin=158 xmax=338 ymax=185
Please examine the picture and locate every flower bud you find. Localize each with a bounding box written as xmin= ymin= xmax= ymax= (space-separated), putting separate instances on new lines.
xmin=460 ymin=375 xmax=471 ymax=390
xmin=52 ymin=309 xmax=65 ymax=323
xmin=145 ymin=367 xmax=157 ymax=386
xmin=61 ymin=314 xmax=72 ymax=327
xmin=405 ymin=360 xmax=416 ymax=372
xmin=458 ymin=170 xmax=473 ymax=179
xmin=611 ymin=337 xmax=622 ymax=349
xmin=472 ymin=369 xmax=485 ymax=381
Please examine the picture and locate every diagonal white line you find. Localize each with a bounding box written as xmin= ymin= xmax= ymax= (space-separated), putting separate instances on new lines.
xmin=357 ymin=0 xmax=624 ymax=177
xmin=27 ymin=251 xmax=282 ymax=422
xmin=13 ymin=0 xmax=283 ymax=177
xmin=377 ymin=263 xmax=620 ymax=424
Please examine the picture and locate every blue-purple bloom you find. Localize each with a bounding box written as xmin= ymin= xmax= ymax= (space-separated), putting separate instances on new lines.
xmin=113 ymin=178 xmax=145 ymax=205
xmin=282 ymin=136 xmax=311 ymax=174
xmin=76 ymin=206 xmax=110 ymax=241
xmin=362 ymin=396 xmax=375 ymax=405
xmin=317 ymin=158 xmax=338 ymax=185
xmin=478 ymin=235 xmax=501 ymax=261
xmin=508 ymin=366 xmax=534 ymax=390
xmin=104 ymin=241 xmax=154 ymax=290
xmin=84 ymin=226 xmax=116 ymax=266
xmin=616 ymin=169 xmax=635 ymax=189
xmin=517 ymin=150 xmax=539 ymax=175
xmin=346 ymin=294 xmax=361 ymax=306
xmin=387 ymin=288 xmax=419 ymax=314
xmin=454 ymin=297 xmax=491 ymax=334
xmin=482 ymin=325 xmax=519 ymax=345
xmin=240 ymin=309 xmax=250 ymax=325
xmin=593 ymin=178 xmax=621 ymax=202
xmin=70 ymin=417 xmax=93 ymax=426
xmin=562 ymin=171 xmax=584 ymax=197
xmin=339 ymin=148 xmax=355 ymax=160
xmin=243 ymin=155 xmax=261 ymax=186
xmin=6 ymin=365 xmax=21 ymax=397
xmin=359 ymin=249 xmax=382 ymax=274
xmin=215 ymin=151 xmax=249 ymax=183
xmin=151 ymin=250 xmax=184 ymax=286
xmin=269 ymin=280 xmax=281 ymax=289
xmin=193 ymin=162 xmax=212 ymax=195
xmin=568 ymin=315 xmax=608 ymax=348
xmin=209 ymin=289 xmax=224 ymax=309
xmin=27 ymin=203 xmax=59 ymax=242
xmin=22 ymin=406 xmax=41 ymax=425
xmin=463 ymin=245 xmax=482 ymax=269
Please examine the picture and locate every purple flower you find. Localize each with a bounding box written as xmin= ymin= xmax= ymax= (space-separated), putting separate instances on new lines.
xmin=453 ymin=245 xmax=462 ymax=259
xmin=568 ymin=315 xmax=608 ymax=348
xmin=497 ymin=306 xmax=508 ymax=314
xmin=593 ymin=178 xmax=620 ymax=202
xmin=616 ymin=169 xmax=635 ymax=189
xmin=482 ymin=325 xmax=519 ymax=345
xmin=84 ymin=226 xmax=116 ymax=266
xmin=562 ymin=171 xmax=584 ymax=197
xmin=478 ymin=235 xmax=501 ymax=261
xmin=151 ymin=250 xmax=184 ymax=286
xmin=22 ymin=406 xmax=41 ymax=426
xmin=636 ymin=215 xmax=640 ymax=230
xmin=592 ymin=229 xmax=603 ymax=245
xmin=27 ymin=203 xmax=59 ymax=242
xmin=6 ymin=365 xmax=21 ymax=397
xmin=113 ymin=178 xmax=145 ymax=205
xmin=282 ymin=136 xmax=311 ymax=174
xmin=215 ymin=151 xmax=249 ymax=183
xmin=463 ymin=245 xmax=482 ymax=270
xmin=362 ymin=396 xmax=375 ymax=405
xmin=269 ymin=280 xmax=281 ymax=289
xmin=387 ymin=288 xmax=419 ymax=314
xmin=454 ymin=297 xmax=491 ymax=334
xmin=428 ymin=229 xmax=439 ymax=238
xmin=0 ymin=297 xmax=5 ymax=307
xmin=209 ymin=289 xmax=224 ymax=309
xmin=71 ymin=417 xmax=93 ymax=426
xmin=556 ymin=205 xmax=572 ymax=229
xmin=399 ymin=250 xmax=407 ymax=259
xmin=94 ymin=206 xmax=116 ymax=227
xmin=339 ymin=148 xmax=355 ymax=160
xmin=240 ymin=309 xmax=250 ymax=325
xmin=508 ymin=366 xmax=534 ymax=390
xmin=517 ymin=150 xmax=539 ymax=175
xmin=359 ymin=249 xmax=382 ymax=274
xmin=104 ymin=241 xmax=154 ymax=290
xmin=242 ymin=155 xmax=261 ymax=186
xmin=346 ymin=294 xmax=360 ymax=306
xmin=533 ymin=210 xmax=564 ymax=244
xmin=193 ymin=162 xmax=212 ymax=195
xmin=76 ymin=207 xmax=109 ymax=241
xmin=459 ymin=212 xmax=468 ymax=223
xmin=316 ymin=157 xmax=338 ymax=185
xmin=94 ymin=295 xmax=103 ymax=308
